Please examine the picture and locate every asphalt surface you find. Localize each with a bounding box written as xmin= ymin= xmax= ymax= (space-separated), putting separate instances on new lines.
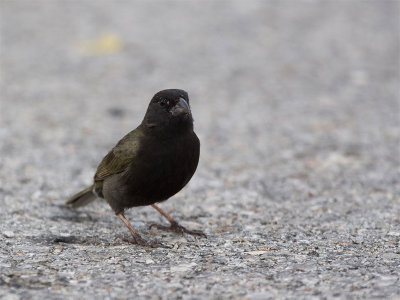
xmin=1 ymin=1 xmax=399 ymax=299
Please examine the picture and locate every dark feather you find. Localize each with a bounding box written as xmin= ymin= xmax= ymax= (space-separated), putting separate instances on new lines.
xmin=94 ymin=128 xmax=143 ymax=181
xmin=67 ymin=89 xmax=200 ymax=214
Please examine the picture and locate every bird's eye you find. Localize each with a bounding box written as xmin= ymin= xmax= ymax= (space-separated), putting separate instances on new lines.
xmin=160 ymin=99 xmax=169 ymax=107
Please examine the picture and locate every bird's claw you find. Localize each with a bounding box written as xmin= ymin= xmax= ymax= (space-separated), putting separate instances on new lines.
xmin=149 ymin=221 xmax=207 ymax=238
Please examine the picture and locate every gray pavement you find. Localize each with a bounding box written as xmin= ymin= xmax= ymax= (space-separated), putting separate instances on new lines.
xmin=1 ymin=0 xmax=399 ymax=299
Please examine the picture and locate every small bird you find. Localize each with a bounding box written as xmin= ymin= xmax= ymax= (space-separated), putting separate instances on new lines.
xmin=66 ymin=89 xmax=205 ymax=247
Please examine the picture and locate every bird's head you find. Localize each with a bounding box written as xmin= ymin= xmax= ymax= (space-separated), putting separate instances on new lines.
xmin=143 ymin=89 xmax=194 ymax=133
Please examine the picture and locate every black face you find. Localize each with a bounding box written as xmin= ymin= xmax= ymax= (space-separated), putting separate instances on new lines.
xmin=151 ymin=89 xmax=190 ymax=115
xmin=144 ymin=89 xmax=193 ymax=132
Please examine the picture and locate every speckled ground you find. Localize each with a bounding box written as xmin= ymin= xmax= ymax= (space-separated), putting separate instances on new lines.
xmin=1 ymin=1 xmax=399 ymax=299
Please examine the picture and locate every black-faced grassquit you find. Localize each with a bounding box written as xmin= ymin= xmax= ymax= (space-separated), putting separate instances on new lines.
xmin=66 ymin=89 xmax=205 ymax=247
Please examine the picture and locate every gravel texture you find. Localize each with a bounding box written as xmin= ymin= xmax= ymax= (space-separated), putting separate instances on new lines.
xmin=1 ymin=1 xmax=399 ymax=299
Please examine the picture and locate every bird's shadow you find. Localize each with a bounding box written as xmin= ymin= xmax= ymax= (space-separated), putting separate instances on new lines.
xmin=28 ymin=233 xmax=129 ymax=246
xmin=26 ymin=204 xmax=116 ymax=246
xmin=49 ymin=204 xmax=100 ymax=223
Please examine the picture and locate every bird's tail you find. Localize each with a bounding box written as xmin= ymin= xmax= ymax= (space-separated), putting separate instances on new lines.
xmin=66 ymin=185 xmax=97 ymax=208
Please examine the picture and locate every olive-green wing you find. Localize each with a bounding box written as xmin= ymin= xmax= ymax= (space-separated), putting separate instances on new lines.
xmin=94 ymin=127 xmax=143 ymax=181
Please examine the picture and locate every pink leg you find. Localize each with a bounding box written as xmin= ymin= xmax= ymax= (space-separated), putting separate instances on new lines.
xmin=117 ymin=212 xmax=165 ymax=247
xmin=149 ymin=204 xmax=206 ymax=238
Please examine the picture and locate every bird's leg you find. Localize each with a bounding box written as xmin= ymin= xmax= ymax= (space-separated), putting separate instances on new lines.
xmin=149 ymin=204 xmax=206 ymax=238
xmin=117 ymin=213 xmax=165 ymax=248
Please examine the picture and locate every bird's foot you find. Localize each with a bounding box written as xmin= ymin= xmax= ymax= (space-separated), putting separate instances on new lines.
xmin=117 ymin=212 xmax=169 ymax=248
xmin=122 ymin=236 xmax=167 ymax=248
xmin=149 ymin=221 xmax=206 ymax=238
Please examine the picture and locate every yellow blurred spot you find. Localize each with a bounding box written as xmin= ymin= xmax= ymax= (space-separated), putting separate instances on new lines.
xmin=80 ymin=32 xmax=123 ymax=56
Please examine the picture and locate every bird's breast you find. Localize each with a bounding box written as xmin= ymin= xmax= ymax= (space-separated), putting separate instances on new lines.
xmin=122 ymin=132 xmax=200 ymax=203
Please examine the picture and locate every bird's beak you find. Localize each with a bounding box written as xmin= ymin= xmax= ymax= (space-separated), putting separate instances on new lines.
xmin=171 ymin=98 xmax=190 ymax=116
